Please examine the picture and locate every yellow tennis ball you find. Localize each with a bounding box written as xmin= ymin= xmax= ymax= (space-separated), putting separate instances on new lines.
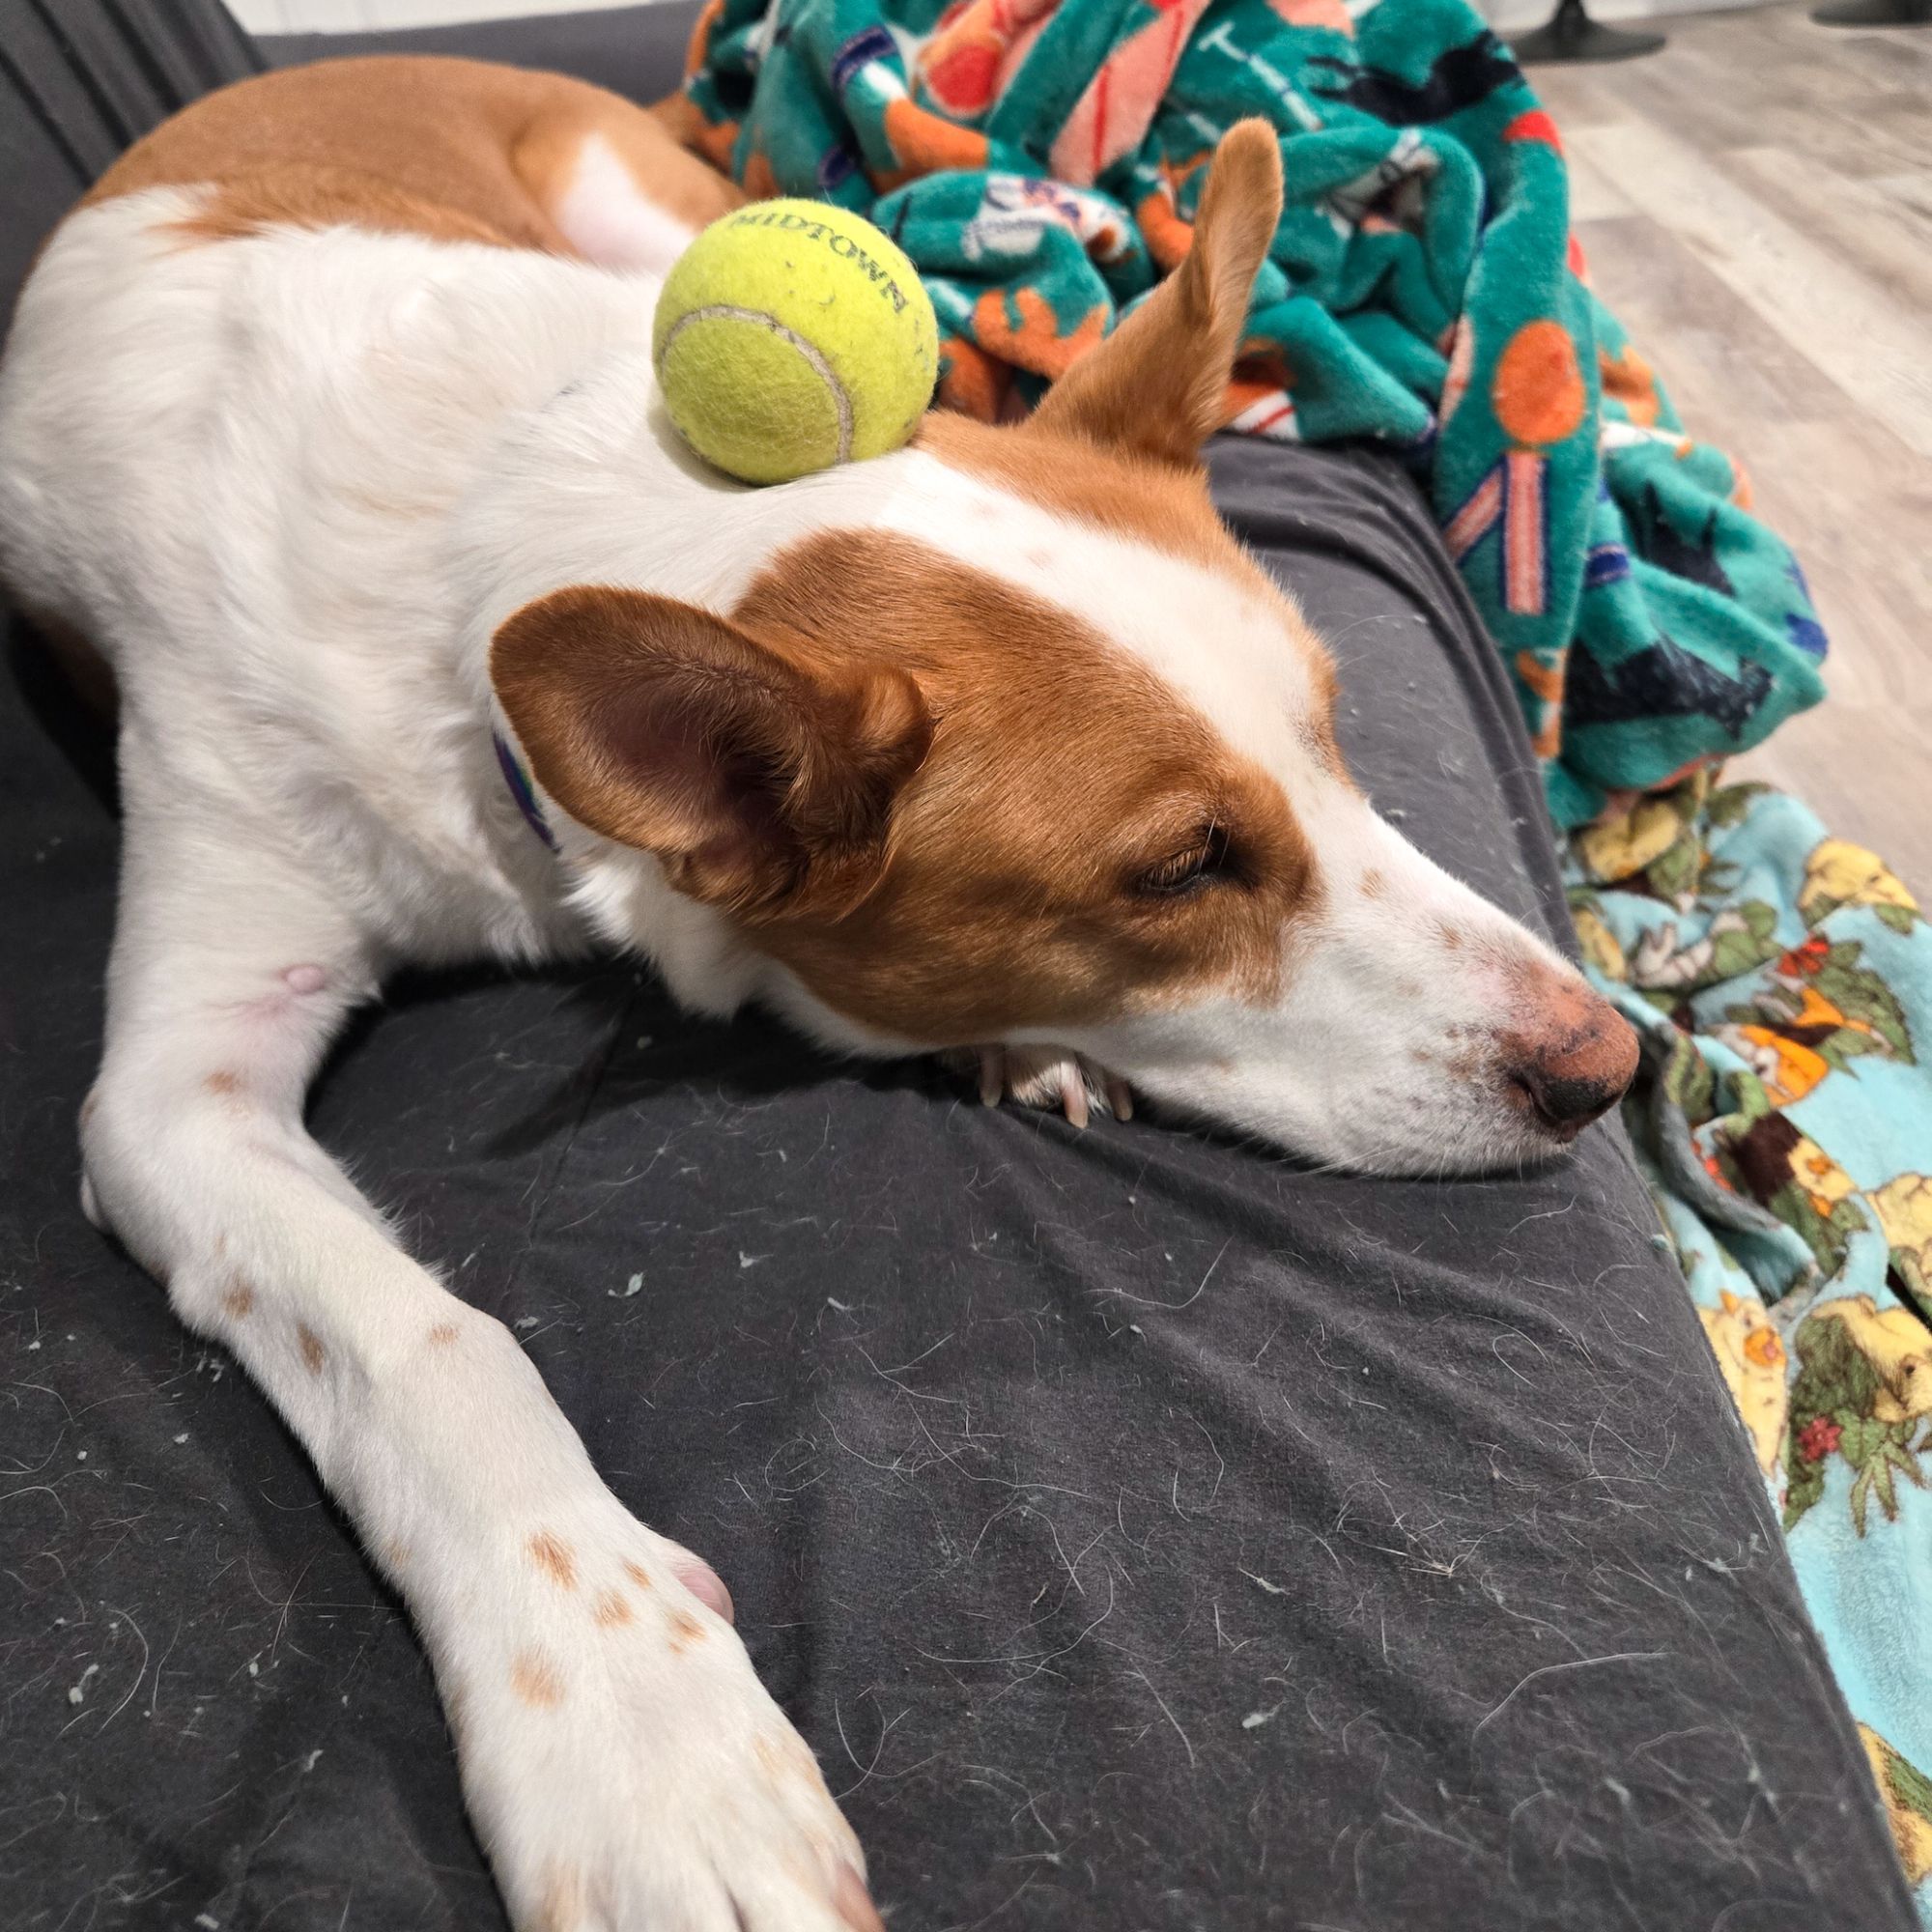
xmin=652 ymin=199 xmax=939 ymax=486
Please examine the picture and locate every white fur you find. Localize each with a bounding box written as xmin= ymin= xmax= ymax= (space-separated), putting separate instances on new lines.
xmin=554 ymin=131 xmax=711 ymax=272
xmin=0 ymin=184 xmax=1612 ymax=1929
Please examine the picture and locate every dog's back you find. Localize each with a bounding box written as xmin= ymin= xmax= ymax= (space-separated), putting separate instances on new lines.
xmin=0 ymin=59 xmax=742 ymax=959
xmin=1 ymin=54 xmax=736 ymax=666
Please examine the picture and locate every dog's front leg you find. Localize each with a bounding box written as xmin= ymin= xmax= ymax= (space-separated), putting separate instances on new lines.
xmin=81 ymin=824 xmax=879 ymax=1932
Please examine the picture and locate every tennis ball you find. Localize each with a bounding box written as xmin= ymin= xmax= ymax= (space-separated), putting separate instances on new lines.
xmin=652 ymin=199 xmax=939 ymax=486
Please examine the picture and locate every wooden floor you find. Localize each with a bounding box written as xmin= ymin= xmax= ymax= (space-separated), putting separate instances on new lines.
xmin=1532 ymin=5 xmax=1932 ymax=891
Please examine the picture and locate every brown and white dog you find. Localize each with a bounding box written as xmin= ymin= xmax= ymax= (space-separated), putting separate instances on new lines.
xmin=0 ymin=55 xmax=1635 ymax=1932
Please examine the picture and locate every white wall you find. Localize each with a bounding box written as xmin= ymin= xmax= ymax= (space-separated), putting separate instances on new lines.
xmin=232 ymin=0 xmax=1747 ymax=44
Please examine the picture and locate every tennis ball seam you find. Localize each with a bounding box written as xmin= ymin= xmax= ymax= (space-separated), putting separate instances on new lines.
xmin=655 ymin=303 xmax=855 ymax=465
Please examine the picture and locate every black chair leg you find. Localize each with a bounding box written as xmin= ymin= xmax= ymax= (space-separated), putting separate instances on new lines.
xmin=1509 ymin=0 xmax=1666 ymax=64
xmin=1811 ymin=0 xmax=1929 ymax=24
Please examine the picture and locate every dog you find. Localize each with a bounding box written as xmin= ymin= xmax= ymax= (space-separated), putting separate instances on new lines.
xmin=0 ymin=53 xmax=1637 ymax=1932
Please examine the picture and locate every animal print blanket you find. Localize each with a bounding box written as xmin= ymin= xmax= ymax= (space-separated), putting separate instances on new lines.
xmin=674 ymin=0 xmax=1932 ymax=1905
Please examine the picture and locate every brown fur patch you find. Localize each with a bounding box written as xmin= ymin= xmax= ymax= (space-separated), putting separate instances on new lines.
xmin=1436 ymin=922 xmax=1465 ymax=952
xmin=720 ymin=531 xmax=1321 ymax=1042
xmin=1360 ymin=868 xmax=1386 ymax=899
xmin=205 ymin=1070 xmax=242 ymax=1096
xmin=1300 ymin=652 xmax=1350 ymax=782
xmin=622 ymin=1560 xmax=654 ymax=1593
xmin=592 ymin=1589 xmax=634 ymax=1629
xmin=498 ymin=532 xmax=1327 ymax=1045
xmin=222 ymin=1278 xmax=255 ymax=1321
xmin=167 ymin=169 xmax=517 ymax=251
xmin=81 ymin=55 xmax=738 ymax=257
xmin=527 ymin=1532 xmax=578 ymax=1591
xmin=510 ymin=1648 xmax=564 ymax=1708
xmin=427 ymin=1322 xmax=460 ymax=1347
xmin=918 ymin=412 xmax=1266 ymax=590
xmin=297 ymin=1323 xmax=326 ymax=1374
xmin=666 ymin=1609 xmax=707 ymax=1653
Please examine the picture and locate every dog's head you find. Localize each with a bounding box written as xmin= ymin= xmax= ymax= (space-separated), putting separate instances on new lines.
xmin=491 ymin=121 xmax=1635 ymax=1175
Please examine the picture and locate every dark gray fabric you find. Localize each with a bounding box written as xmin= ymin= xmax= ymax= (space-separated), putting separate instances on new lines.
xmin=262 ymin=2 xmax=704 ymax=99
xmin=0 ymin=9 xmax=1913 ymax=1931
xmin=0 ymin=0 xmax=261 ymax=313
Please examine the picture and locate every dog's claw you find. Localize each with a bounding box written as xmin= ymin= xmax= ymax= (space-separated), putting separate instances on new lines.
xmin=978 ymin=1047 xmax=1004 ymax=1108
xmin=949 ymin=1044 xmax=1134 ymax=1129
xmin=835 ymin=1864 xmax=889 ymax=1931
xmin=669 ymin=1551 xmax=733 ymax=1624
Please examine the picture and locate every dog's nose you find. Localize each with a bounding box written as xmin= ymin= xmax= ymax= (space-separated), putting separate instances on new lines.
xmin=1499 ymin=973 xmax=1639 ymax=1140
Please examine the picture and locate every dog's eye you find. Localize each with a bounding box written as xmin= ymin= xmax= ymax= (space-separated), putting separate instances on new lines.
xmin=1136 ymin=825 xmax=1233 ymax=897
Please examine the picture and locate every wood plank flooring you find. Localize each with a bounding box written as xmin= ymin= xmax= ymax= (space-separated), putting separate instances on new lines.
xmin=1530 ymin=5 xmax=1932 ymax=890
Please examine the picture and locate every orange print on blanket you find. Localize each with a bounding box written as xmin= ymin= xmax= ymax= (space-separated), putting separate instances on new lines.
xmin=971 ymin=286 xmax=1107 ymax=379
xmin=1503 ymin=108 xmax=1563 ymax=152
xmin=1136 ymin=189 xmax=1193 ymax=273
xmin=1224 ymin=353 xmax=1293 ymax=425
xmin=938 ymin=335 xmax=1011 ymax=421
xmin=1492 ymin=319 xmax=1585 ymax=449
xmin=920 ymin=0 xmax=1058 ymax=117
xmin=1599 ymin=341 xmax=1661 ymax=428
xmin=884 ymin=96 xmax=990 ymax=174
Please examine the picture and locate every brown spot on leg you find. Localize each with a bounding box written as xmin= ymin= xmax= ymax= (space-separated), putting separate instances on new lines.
xmin=222 ymin=1277 xmax=255 ymax=1320
xmin=592 ymin=1589 xmax=633 ymax=1628
xmin=427 ymin=1322 xmax=459 ymax=1347
xmin=1360 ymin=867 xmax=1385 ymax=899
xmin=527 ymin=1532 xmax=578 ymax=1591
xmin=384 ymin=1539 xmax=410 ymax=1573
xmin=297 ymin=1322 xmax=326 ymax=1373
xmin=621 ymin=1559 xmax=654 ymax=1593
xmin=510 ymin=1648 xmax=564 ymax=1708
xmin=205 ymin=1069 xmax=242 ymax=1096
xmin=666 ymin=1609 xmax=706 ymax=1653
xmin=536 ymin=1862 xmax=585 ymax=1932
xmin=1435 ymin=921 xmax=1464 ymax=951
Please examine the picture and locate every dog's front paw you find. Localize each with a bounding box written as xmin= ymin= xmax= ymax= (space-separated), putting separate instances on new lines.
xmin=444 ymin=1524 xmax=878 ymax=1931
xmin=945 ymin=1044 xmax=1134 ymax=1129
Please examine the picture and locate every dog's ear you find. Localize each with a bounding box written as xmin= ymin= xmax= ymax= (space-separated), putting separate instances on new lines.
xmin=491 ymin=584 xmax=931 ymax=916
xmin=1028 ymin=119 xmax=1282 ymax=469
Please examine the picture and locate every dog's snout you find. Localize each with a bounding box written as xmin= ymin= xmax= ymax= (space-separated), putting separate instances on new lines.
xmin=1499 ymin=975 xmax=1639 ymax=1141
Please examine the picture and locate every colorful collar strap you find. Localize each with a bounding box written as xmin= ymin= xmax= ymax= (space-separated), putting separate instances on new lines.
xmin=492 ymin=728 xmax=558 ymax=853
